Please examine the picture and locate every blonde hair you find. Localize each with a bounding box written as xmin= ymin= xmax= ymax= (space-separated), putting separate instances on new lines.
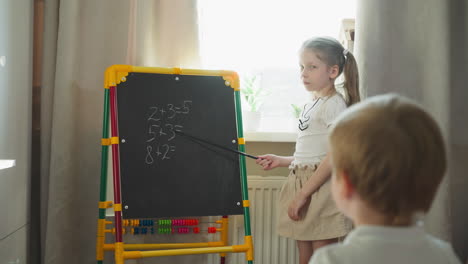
xmin=301 ymin=37 xmax=360 ymax=106
xmin=329 ymin=94 xmax=446 ymax=219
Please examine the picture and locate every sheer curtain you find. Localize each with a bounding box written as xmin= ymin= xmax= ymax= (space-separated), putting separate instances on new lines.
xmin=37 ymin=1 xmax=200 ymax=263
xmin=127 ymin=0 xmax=200 ymax=67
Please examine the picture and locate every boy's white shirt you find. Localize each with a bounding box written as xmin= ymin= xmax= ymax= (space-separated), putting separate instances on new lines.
xmin=309 ymin=225 xmax=462 ymax=264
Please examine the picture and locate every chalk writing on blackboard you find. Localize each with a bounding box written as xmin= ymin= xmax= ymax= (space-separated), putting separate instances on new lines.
xmin=144 ymin=100 xmax=192 ymax=165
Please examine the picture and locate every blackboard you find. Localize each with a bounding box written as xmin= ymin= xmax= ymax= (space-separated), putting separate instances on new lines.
xmin=116 ymin=72 xmax=244 ymax=218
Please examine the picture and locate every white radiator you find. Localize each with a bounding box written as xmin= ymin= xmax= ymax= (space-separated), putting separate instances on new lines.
xmin=220 ymin=176 xmax=298 ymax=264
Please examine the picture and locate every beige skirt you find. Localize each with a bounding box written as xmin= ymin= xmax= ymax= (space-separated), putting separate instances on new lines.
xmin=276 ymin=165 xmax=353 ymax=241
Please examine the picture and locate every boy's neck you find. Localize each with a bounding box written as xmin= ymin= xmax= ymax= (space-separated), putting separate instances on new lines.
xmin=351 ymin=200 xmax=412 ymax=227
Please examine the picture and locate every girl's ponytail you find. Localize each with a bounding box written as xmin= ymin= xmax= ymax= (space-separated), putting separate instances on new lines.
xmin=342 ymin=51 xmax=360 ymax=106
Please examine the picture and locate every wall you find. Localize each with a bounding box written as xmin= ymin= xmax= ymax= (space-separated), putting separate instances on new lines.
xmin=356 ymin=0 xmax=468 ymax=261
xmin=0 ymin=0 xmax=33 ymax=263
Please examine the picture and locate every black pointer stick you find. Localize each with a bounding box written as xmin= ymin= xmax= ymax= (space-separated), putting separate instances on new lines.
xmin=175 ymin=130 xmax=259 ymax=160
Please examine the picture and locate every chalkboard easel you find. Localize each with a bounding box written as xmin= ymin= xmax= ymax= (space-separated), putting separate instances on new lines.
xmin=96 ymin=65 xmax=254 ymax=264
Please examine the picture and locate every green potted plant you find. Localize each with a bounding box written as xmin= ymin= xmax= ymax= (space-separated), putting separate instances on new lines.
xmin=240 ymin=74 xmax=267 ymax=131
xmin=290 ymin=103 xmax=302 ymax=131
xmin=291 ymin=104 xmax=302 ymax=119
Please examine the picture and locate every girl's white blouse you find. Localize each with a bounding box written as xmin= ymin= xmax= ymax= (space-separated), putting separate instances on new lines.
xmin=291 ymin=93 xmax=347 ymax=167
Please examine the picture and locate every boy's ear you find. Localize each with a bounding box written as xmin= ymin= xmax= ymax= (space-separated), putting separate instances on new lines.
xmin=329 ymin=65 xmax=339 ymax=79
xmin=340 ymin=170 xmax=355 ymax=198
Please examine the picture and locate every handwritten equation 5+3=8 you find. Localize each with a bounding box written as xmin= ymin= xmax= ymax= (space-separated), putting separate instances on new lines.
xmin=145 ymin=100 xmax=192 ymax=165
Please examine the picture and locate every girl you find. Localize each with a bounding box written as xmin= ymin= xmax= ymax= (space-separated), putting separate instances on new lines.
xmin=256 ymin=36 xmax=360 ymax=264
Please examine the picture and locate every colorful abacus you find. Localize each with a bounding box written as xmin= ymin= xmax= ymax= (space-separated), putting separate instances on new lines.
xmin=171 ymin=219 xmax=199 ymax=226
xmin=122 ymin=219 xmax=155 ymax=227
xmin=157 ymin=228 xmax=172 ymax=234
xmin=158 ymin=219 xmax=172 ymax=226
xmin=119 ymin=218 xmax=220 ymax=235
xmin=177 ymin=227 xmax=190 ymax=234
xmin=130 ymin=227 xmax=154 ymax=234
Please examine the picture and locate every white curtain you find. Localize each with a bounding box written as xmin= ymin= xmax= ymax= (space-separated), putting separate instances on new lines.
xmin=355 ymin=0 xmax=468 ymax=262
xmin=39 ymin=1 xmax=200 ymax=263
xmin=127 ymin=0 xmax=200 ymax=67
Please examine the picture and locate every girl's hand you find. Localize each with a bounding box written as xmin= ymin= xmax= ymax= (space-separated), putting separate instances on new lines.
xmin=255 ymin=154 xmax=281 ymax=170
xmin=288 ymin=193 xmax=310 ymax=221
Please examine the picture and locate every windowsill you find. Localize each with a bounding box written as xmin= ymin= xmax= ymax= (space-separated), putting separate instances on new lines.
xmin=244 ymin=131 xmax=297 ymax=142
xmin=0 ymin=159 xmax=16 ymax=170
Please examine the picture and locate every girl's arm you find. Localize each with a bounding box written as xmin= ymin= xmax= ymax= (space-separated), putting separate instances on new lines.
xmin=256 ymin=154 xmax=294 ymax=170
xmin=288 ymin=154 xmax=332 ymax=220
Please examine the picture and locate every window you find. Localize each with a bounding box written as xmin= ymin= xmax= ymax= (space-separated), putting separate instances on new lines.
xmin=198 ymin=0 xmax=356 ymax=132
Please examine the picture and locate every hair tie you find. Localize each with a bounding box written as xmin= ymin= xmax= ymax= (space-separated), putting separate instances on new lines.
xmin=343 ymin=49 xmax=349 ymax=57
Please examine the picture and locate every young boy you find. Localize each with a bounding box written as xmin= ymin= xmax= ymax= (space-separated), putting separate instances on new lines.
xmin=309 ymin=94 xmax=462 ymax=264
